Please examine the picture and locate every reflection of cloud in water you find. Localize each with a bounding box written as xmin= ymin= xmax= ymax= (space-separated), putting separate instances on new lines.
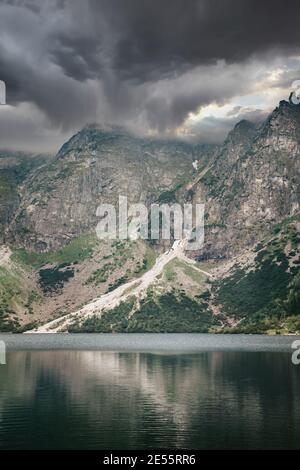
xmin=1 ymin=351 xmax=299 ymax=449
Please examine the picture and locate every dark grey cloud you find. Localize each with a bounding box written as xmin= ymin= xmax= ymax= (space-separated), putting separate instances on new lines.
xmin=0 ymin=0 xmax=300 ymax=151
xmin=92 ymin=0 xmax=300 ymax=81
xmin=37 ymin=0 xmax=300 ymax=86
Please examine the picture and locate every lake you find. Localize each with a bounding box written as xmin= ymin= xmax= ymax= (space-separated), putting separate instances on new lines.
xmin=0 ymin=333 xmax=300 ymax=449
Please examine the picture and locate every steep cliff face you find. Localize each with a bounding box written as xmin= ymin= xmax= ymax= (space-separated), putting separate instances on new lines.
xmin=214 ymin=119 xmax=257 ymax=170
xmin=193 ymin=100 xmax=300 ymax=259
xmin=7 ymin=125 xmax=214 ymax=252
xmin=0 ymin=151 xmax=51 ymax=243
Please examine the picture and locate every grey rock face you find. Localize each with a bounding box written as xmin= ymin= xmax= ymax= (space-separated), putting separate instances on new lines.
xmin=194 ymin=100 xmax=300 ymax=259
xmin=7 ymin=126 xmax=213 ymax=251
xmin=0 ymin=151 xmax=50 ymax=243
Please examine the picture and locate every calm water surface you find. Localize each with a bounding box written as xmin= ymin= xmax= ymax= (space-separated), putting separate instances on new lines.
xmin=0 ymin=334 xmax=300 ymax=449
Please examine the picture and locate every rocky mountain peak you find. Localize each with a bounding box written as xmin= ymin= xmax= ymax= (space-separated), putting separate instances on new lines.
xmin=260 ymin=99 xmax=300 ymax=140
xmin=7 ymin=124 xmax=210 ymax=251
xmin=193 ymin=97 xmax=300 ymax=260
xmin=56 ymin=123 xmax=131 ymax=160
xmin=225 ymin=118 xmax=257 ymax=149
xmin=231 ymin=118 xmax=257 ymax=136
xmin=212 ymin=119 xmax=257 ymax=170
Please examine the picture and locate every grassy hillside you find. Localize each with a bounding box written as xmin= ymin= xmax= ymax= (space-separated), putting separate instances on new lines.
xmin=68 ymin=214 xmax=300 ymax=334
xmin=1 ymin=210 xmax=300 ymax=334
xmin=211 ymin=215 xmax=300 ymax=333
xmin=0 ymin=263 xmax=40 ymax=332
xmin=69 ymin=290 xmax=220 ymax=333
xmin=0 ymin=236 xmax=158 ymax=331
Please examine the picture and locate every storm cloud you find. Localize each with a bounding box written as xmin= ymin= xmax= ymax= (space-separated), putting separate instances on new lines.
xmin=0 ymin=0 xmax=300 ymax=151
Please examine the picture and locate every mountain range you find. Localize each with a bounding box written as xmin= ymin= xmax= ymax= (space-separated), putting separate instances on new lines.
xmin=0 ymin=98 xmax=300 ymax=334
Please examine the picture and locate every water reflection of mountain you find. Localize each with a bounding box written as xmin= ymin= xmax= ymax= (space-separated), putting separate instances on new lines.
xmin=0 ymin=351 xmax=300 ymax=449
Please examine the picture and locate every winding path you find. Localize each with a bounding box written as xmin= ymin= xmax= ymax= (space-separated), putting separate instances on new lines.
xmin=29 ymin=239 xmax=212 ymax=333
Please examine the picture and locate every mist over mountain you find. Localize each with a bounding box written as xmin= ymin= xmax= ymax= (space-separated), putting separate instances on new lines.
xmin=1 ymin=0 xmax=300 ymax=151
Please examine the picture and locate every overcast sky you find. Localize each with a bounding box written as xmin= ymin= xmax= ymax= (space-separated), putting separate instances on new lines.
xmin=0 ymin=0 xmax=300 ymax=152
